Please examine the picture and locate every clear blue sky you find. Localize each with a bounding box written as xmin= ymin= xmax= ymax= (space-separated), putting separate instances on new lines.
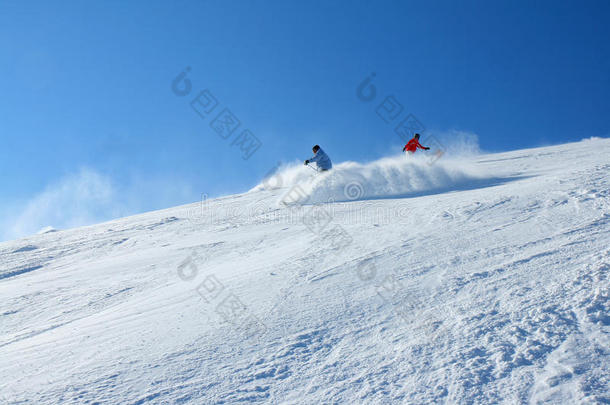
xmin=1 ymin=0 xmax=609 ymax=240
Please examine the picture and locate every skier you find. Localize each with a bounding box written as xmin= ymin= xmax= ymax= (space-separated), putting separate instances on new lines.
xmin=402 ymin=133 xmax=430 ymax=154
xmin=304 ymin=145 xmax=332 ymax=171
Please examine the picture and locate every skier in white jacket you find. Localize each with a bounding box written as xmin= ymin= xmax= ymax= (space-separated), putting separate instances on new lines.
xmin=304 ymin=145 xmax=332 ymax=171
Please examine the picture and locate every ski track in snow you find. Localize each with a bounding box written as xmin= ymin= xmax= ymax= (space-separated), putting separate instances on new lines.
xmin=1 ymin=138 xmax=609 ymax=404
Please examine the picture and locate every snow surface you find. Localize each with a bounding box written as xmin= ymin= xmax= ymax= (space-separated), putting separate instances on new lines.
xmin=1 ymin=138 xmax=609 ymax=404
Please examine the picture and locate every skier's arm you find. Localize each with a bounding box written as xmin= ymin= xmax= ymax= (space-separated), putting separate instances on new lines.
xmin=417 ymin=141 xmax=430 ymax=150
xmin=308 ymin=153 xmax=321 ymax=163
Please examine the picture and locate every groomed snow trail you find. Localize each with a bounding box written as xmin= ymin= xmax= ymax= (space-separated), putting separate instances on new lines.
xmin=1 ymin=138 xmax=608 ymax=404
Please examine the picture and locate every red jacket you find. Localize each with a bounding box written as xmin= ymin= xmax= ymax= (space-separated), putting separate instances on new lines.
xmin=404 ymin=138 xmax=425 ymax=153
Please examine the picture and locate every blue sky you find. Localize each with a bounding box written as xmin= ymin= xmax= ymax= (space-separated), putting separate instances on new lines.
xmin=1 ymin=0 xmax=609 ymax=240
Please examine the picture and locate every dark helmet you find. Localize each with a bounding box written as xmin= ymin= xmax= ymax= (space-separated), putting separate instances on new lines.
xmin=414 ymin=133 xmax=420 ymax=139
xmin=312 ymin=145 xmax=320 ymax=152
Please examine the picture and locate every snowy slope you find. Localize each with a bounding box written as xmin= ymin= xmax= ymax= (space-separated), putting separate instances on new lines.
xmin=1 ymin=138 xmax=608 ymax=404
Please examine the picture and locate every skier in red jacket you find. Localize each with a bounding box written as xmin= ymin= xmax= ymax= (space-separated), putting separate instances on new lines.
xmin=402 ymin=133 xmax=430 ymax=154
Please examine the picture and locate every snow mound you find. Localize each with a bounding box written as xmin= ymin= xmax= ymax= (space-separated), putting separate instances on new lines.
xmin=253 ymin=154 xmax=486 ymax=205
xmin=37 ymin=226 xmax=58 ymax=234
